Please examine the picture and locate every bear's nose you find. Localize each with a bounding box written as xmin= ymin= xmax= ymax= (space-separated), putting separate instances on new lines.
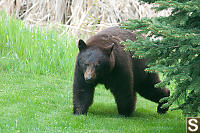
xmin=84 ymin=67 xmax=96 ymax=83
xmin=84 ymin=74 xmax=96 ymax=84
xmin=85 ymin=76 xmax=93 ymax=83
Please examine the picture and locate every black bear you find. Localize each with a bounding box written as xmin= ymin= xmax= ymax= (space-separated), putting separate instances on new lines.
xmin=73 ymin=26 xmax=170 ymax=116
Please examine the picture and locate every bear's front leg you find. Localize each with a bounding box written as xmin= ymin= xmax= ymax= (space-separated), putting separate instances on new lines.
xmin=73 ymin=87 xmax=95 ymax=115
xmin=110 ymin=82 xmax=135 ymax=117
xmin=73 ymin=66 xmax=96 ymax=115
xmin=112 ymin=89 xmax=134 ymax=116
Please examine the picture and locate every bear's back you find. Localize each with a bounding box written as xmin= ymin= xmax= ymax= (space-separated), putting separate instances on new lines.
xmin=86 ymin=26 xmax=137 ymax=48
xmin=97 ymin=26 xmax=137 ymax=42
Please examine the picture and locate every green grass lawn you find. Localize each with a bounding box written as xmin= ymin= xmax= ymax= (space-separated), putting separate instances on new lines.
xmin=0 ymin=72 xmax=185 ymax=133
xmin=0 ymin=12 xmax=185 ymax=133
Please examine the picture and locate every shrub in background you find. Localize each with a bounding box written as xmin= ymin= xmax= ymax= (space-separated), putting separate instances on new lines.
xmin=122 ymin=0 xmax=200 ymax=116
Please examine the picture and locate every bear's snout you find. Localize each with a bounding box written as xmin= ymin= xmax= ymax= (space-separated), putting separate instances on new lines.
xmin=84 ymin=66 xmax=96 ymax=83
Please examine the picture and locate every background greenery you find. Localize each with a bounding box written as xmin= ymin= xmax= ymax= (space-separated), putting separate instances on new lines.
xmin=0 ymin=12 xmax=185 ymax=132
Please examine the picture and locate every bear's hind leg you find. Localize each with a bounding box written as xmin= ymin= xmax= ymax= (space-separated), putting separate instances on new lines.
xmin=136 ymin=73 xmax=170 ymax=114
xmin=137 ymin=86 xmax=170 ymax=114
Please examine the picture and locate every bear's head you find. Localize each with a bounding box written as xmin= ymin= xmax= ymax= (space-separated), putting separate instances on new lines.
xmin=77 ymin=39 xmax=115 ymax=84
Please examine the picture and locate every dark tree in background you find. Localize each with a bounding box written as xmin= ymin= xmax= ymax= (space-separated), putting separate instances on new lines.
xmin=122 ymin=0 xmax=200 ymax=116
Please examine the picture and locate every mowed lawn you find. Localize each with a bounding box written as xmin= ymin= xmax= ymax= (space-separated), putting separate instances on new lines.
xmin=0 ymin=72 xmax=185 ymax=133
xmin=0 ymin=12 xmax=185 ymax=133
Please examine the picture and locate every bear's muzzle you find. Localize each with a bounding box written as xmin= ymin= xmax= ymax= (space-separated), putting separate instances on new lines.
xmin=84 ymin=66 xmax=96 ymax=83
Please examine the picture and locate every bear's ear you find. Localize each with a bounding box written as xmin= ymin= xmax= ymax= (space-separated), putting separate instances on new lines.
xmin=78 ymin=39 xmax=87 ymax=51
xmin=104 ymin=44 xmax=114 ymax=55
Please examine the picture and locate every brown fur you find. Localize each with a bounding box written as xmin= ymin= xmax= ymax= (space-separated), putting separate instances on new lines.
xmin=73 ymin=26 xmax=170 ymax=116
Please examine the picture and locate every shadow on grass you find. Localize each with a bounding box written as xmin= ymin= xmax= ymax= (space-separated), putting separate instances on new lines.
xmin=87 ymin=103 xmax=172 ymax=119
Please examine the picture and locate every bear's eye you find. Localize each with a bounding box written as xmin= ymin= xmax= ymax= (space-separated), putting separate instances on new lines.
xmin=95 ymin=61 xmax=108 ymax=69
xmin=78 ymin=60 xmax=87 ymax=68
xmin=84 ymin=63 xmax=89 ymax=67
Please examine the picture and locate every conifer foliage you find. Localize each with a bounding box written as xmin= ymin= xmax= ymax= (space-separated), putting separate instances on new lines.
xmin=122 ymin=0 xmax=200 ymax=116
